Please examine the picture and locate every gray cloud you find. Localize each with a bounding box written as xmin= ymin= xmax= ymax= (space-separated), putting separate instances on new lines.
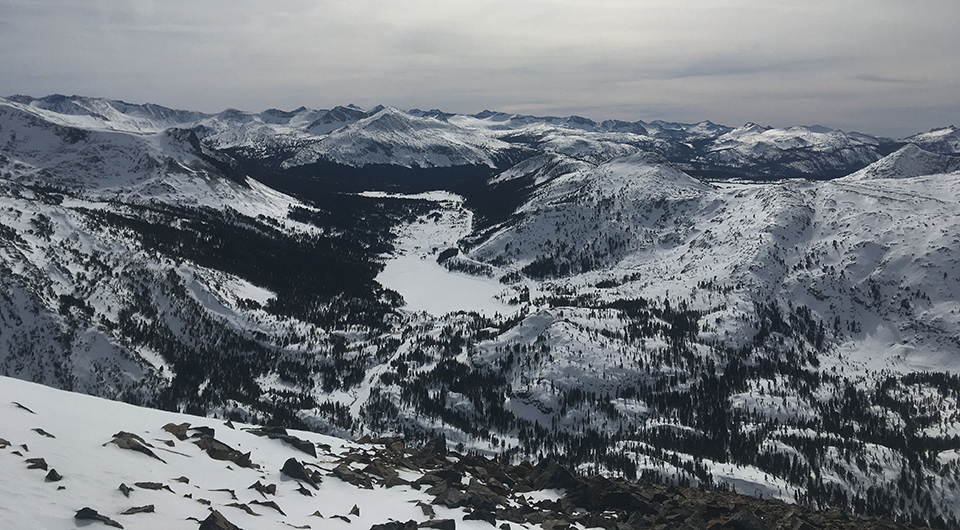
xmin=1 ymin=0 xmax=958 ymax=137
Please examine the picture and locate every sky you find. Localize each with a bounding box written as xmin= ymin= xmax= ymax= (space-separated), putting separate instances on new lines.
xmin=1 ymin=0 xmax=958 ymax=137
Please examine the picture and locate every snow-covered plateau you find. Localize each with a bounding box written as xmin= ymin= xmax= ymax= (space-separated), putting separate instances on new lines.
xmin=1 ymin=94 xmax=960 ymax=528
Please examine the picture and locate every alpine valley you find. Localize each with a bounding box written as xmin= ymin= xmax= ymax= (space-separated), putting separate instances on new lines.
xmin=2 ymin=94 xmax=960 ymax=528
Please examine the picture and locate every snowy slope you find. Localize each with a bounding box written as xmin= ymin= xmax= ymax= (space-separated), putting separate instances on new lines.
xmin=0 ymin=376 xmax=512 ymax=530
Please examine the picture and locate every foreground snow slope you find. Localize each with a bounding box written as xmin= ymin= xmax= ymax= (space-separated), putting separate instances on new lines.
xmin=0 ymin=375 xmax=492 ymax=530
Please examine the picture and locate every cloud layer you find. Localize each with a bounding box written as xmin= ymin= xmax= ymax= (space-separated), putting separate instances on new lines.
xmin=2 ymin=0 xmax=958 ymax=136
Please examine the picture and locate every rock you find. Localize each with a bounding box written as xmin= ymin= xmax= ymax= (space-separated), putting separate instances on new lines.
xmin=25 ymin=457 xmax=47 ymax=470
xmin=332 ymin=515 xmax=351 ymax=523
xmin=120 ymin=505 xmax=155 ymax=515
xmin=310 ymin=511 xmax=325 ymax=518
xmin=226 ymin=502 xmax=260 ymax=516
xmin=246 ymin=427 xmax=317 ymax=458
xmin=248 ymin=480 xmax=277 ymax=496
xmin=106 ymin=432 xmax=166 ymax=463
xmin=433 ymin=486 xmax=467 ymax=508
xmin=281 ymin=458 xmax=321 ymax=489
xmin=370 ymin=521 xmax=417 ymax=530
xmin=541 ymin=520 xmax=570 ymax=530
xmin=464 ymin=510 xmax=497 ymax=526
xmin=199 ymin=510 xmax=243 ymax=530
xmin=12 ymin=401 xmax=35 ymax=414
xmin=75 ymin=507 xmax=124 ymax=528
xmin=134 ymin=482 xmax=167 ymax=491
xmin=162 ymin=422 xmax=191 ymax=440
xmin=191 ymin=426 xmax=216 ymax=437
xmin=349 ymin=504 xmax=361 ymax=516
xmin=416 ymin=501 xmax=436 ymax=518
xmin=193 ymin=435 xmax=255 ymax=468
xmin=420 ymin=519 xmax=456 ymax=530
xmin=32 ymin=428 xmax=55 ymax=438
xmin=528 ymin=459 xmax=578 ymax=491
xmin=333 ymin=463 xmax=374 ymax=489
xmin=118 ymin=483 xmax=133 ymax=497
xmin=173 ymin=476 xmax=190 ymax=483
xmin=45 ymin=468 xmax=63 ymax=482
xmin=466 ymin=479 xmax=504 ymax=511
xmin=296 ymin=483 xmax=315 ymax=496
xmin=723 ymin=509 xmax=770 ymax=530
xmin=0 ymin=438 xmax=9 ymax=449
xmin=251 ymin=499 xmax=286 ymax=516
xmin=211 ymin=488 xmax=238 ymax=500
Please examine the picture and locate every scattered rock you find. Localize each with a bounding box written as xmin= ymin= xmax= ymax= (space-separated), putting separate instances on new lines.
xmin=25 ymin=457 xmax=47 ymax=470
xmin=251 ymin=499 xmax=287 ymax=516
xmin=105 ymin=432 xmax=166 ymax=463
xmin=75 ymin=507 xmax=124 ymax=528
xmin=199 ymin=510 xmax=243 ymax=530
xmin=420 ymin=519 xmax=456 ymax=530
xmin=118 ymin=483 xmax=133 ymax=497
xmin=134 ymin=481 xmax=174 ymax=493
xmin=281 ymin=458 xmax=321 ymax=489
xmin=32 ymin=428 xmax=55 ymax=438
xmin=45 ymin=468 xmax=62 ymax=482
xmin=12 ymin=401 xmax=35 ymax=414
xmin=120 ymin=505 xmax=155 ymax=515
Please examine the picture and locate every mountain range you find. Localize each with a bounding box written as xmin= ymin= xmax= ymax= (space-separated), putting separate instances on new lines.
xmin=1 ymin=94 xmax=959 ymax=528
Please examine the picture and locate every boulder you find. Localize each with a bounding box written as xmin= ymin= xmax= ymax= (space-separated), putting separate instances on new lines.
xmin=75 ymin=507 xmax=123 ymax=528
xmin=281 ymin=457 xmax=320 ymax=489
xmin=25 ymin=457 xmax=47 ymax=470
xmin=199 ymin=510 xmax=243 ymax=530
xmin=45 ymin=468 xmax=63 ymax=482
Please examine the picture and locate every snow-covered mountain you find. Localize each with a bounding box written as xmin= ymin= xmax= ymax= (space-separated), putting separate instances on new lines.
xmin=904 ymin=126 xmax=960 ymax=155
xmin=3 ymin=94 xmax=960 ymax=528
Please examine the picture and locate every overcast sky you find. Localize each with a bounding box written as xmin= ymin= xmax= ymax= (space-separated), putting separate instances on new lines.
xmin=2 ymin=0 xmax=958 ymax=137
